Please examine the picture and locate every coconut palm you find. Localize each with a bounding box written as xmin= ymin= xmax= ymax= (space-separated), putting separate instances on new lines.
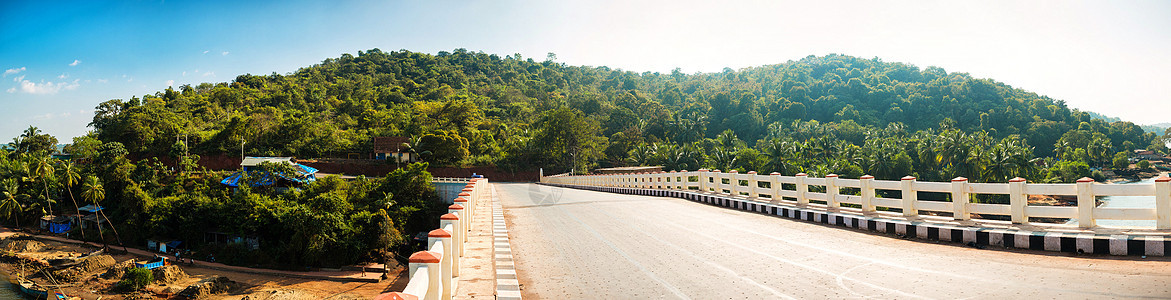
xmin=81 ymin=176 xmax=106 ymax=245
xmin=60 ymin=162 xmax=84 ymax=238
xmin=0 ymin=179 xmax=24 ymax=228
xmin=32 ymin=156 xmax=54 ymax=215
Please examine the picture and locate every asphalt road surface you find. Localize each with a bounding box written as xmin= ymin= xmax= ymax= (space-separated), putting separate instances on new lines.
xmin=496 ymin=183 xmax=1171 ymax=299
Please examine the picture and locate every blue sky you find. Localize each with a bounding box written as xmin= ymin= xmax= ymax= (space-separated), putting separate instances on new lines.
xmin=2 ymin=0 xmax=1169 ymax=141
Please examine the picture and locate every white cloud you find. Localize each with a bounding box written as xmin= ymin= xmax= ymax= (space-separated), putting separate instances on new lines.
xmin=11 ymin=79 xmax=80 ymax=95
xmin=69 ymin=59 xmax=81 ymax=66
xmin=203 ymin=50 xmax=209 ymax=54
xmin=97 ymin=79 xmax=108 ymax=83
xmin=57 ymin=74 xmax=68 ymax=79
xmin=3 ymin=67 xmax=25 ymax=77
xmin=166 ymin=80 xmax=174 ymax=87
xmin=221 ymin=51 xmax=229 ymax=56
xmin=203 ymin=71 xmax=214 ymax=77
xmin=13 ymin=75 xmax=24 ymax=82
xmin=182 ymin=71 xmax=187 ymax=77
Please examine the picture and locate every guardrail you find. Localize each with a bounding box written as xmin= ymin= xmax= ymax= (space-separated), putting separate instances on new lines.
xmin=377 ymin=177 xmax=488 ymax=300
xmin=432 ymin=177 xmax=474 ymax=183
xmin=542 ymin=169 xmax=1171 ymax=230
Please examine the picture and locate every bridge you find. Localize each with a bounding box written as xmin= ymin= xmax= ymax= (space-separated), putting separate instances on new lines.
xmin=380 ymin=171 xmax=1171 ymax=299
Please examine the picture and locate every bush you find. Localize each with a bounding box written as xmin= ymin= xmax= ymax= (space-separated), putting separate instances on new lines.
xmin=1138 ymin=160 xmax=1151 ymax=169
xmin=115 ymin=267 xmax=154 ymax=291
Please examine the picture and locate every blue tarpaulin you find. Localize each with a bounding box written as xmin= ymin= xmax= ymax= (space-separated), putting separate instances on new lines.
xmin=221 ymin=164 xmax=318 ymax=187
xmin=48 ymin=222 xmax=71 ymax=234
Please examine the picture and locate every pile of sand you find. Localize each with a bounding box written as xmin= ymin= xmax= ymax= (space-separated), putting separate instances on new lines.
xmin=103 ymin=259 xmax=136 ymax=279
xmin=1 ymin=239 xmax=45 ymax=253
xmin=178 ymin=275 xmax=235 ymax=299
xmin=52 ymin=254 xmax=115 ymax=282
xmin=241 ymin=289 xmax=321 ymax=300
xmin=151 ymin=265 xmax=188 ymax=284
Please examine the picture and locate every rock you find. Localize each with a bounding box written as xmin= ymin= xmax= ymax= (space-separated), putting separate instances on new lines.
xmin=178 ymin=275 xmax=235 ymax=299
xmin=151 ymin=265 xmax=188 ymax=284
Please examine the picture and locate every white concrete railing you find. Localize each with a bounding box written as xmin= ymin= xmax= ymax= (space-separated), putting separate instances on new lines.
xmin=378 ymin=177 xmax=488 ymax=300
xmin=542 ymin=169 xmax=1171 ymax=230
xmin=433 ymin=177 xmax=474 ymax=183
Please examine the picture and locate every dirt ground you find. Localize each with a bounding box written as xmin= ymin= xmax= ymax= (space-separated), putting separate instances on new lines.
xmin=0 ymin=233 xmax=409 ymax=299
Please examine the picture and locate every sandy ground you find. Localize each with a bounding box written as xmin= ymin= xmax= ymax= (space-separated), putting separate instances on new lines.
xmin=0 ymin=230 xmax=409 ymax=299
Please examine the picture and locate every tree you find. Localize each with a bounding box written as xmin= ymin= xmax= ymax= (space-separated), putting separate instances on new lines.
xmin=1112 ymin=152 xmax=1129 ymax=170
xmin=532 ymin=107 xmax=606 ymax=173
xmin=81 ymin=176 xmax=107 ymax=246
xmin=0 ymin=179 xmax=24 ymax=228
xmin=60 ymin=161 xmax=84 ymax=238
xmin=32 ymin=156 xmax=54 ymax=215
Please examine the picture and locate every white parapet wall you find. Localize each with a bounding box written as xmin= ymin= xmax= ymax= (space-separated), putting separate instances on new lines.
xmin=377 ymin=177 xmax=488 ymax=300
xmin=541 ymin=171 xmax=1171 ymax=256
xmin=540 ymin=170 xmax=1171 ymax=230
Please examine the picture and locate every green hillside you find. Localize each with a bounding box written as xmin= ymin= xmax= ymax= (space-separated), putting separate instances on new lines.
xmin=81 ymin=49 xmax=1164 ymax=183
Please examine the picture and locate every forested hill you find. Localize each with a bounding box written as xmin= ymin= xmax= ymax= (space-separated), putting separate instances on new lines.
xmin=81 ymin=48 xmax=1164 ymax=183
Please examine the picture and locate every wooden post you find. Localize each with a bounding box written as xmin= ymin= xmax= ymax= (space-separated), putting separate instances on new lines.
xmin=901 ymin=176 xmax=917 ymax=217
xmin=1009 ymin=177 xmax=1028 ymax=224
xmin=951 ymin=177 xmax=970 ymax=221
xmin=795 ymin=173 xmax=808 ymax=206
xmin=861 ymin=175 xmax=876 ymax=213
xmin=1076 ymin=177 xmax=1096 ymax=228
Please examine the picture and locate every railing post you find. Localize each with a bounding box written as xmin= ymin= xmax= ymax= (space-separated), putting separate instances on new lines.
xmin=1157 ymin=176 xmax=1171 ymax=230
xmin=861 ymin=175 xmax=876 ymax=213
xmin=770 ymin=172 xmax=782 ymax=204
xmin=727 ymin=170 xmax=738 ymax=195
xmin=951 ymin=177 xmax=970 ymax=221
xmin=409 ymin=251 xmax=443 ymax=300
xmin=457 ymin=192 xmax=473 ymax=229
xmin=746 ymin=171 xmax=758 ymax=198
xmin=1076 ymin=177 xmax=1095 ymax=228
xmin=442 ymin=208 xmax=463 ymax=258
xmin=440 ymin=212 xmax=459 ymax=256
xmin=825 ymin=174 xmax=839 ymax=210
xmin=795 ymin=173 xmax=808 ymax=206
xmin=1009 ymin=177 xmax=1028 ymax=224
xmin=428 ymin=229 xmax=453 ymax=300
xmin=901 ymin=176 xmax=918 ymax=217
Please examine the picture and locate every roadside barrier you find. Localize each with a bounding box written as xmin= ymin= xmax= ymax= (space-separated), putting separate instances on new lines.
xmin=543 ymin=170 xmax=1171 ymax=229
xmin=377 ymin=178 xmax=488 ymax=300
xmin=541 ymin=171 xmax=1171 ymax=256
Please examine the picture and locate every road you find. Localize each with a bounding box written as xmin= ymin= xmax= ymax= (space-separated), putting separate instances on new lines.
xmin=496 ymin=183 xmax=1171 ymax=299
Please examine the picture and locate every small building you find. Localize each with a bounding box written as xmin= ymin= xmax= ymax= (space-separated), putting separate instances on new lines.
xmin=221 ymin=157 xmax=318 ymax=187
xmin=1134 ymin=150 xmax=1163 ymax=161
xmin=39 ymin=215 xmax=72 ymax=234
xmin=77 ymin=204 xmax=105 ymax=230
xmin=373 ymin=137 xmax=413 ymax=163
xmin=592 ymin=166 xmax=665 ymax=174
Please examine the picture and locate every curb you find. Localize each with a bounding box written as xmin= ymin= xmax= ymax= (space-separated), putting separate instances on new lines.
xmin=542 ymin=183 xmax=1171 ymax=257
xmin=492 ymin=185 xmax=523 ymax=300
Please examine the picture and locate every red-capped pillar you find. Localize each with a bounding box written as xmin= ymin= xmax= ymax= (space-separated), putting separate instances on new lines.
xmin=428 ymin=229 xmax=453 ymax=299
xmin=408 ymin=251 xmax=443 ymax=300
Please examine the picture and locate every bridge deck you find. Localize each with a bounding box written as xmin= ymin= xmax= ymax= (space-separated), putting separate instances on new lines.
xmin=497 ymin=183 xmax=1171 ymax=299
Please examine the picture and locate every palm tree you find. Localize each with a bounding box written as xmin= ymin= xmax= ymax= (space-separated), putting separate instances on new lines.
xmin=32 ymin=156 xmax=54 ymax=215
xmin=0 ymin=179 xmax=24 ymax=228
xmin=60 ymin=162 xmax=83 ymax=238
xmin=81 ymin=176 xmax=106 ymax=246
